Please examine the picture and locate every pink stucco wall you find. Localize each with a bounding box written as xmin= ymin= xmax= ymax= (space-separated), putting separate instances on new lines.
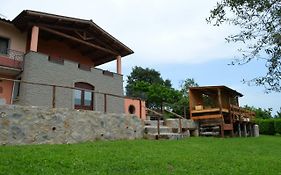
xmin=38 ymin=38 xmax=95 ymax=66
xmin=0 ymin=21 xmax=27 ymax=52
xmin=0 ymin=74 xmax=14 ymax=104
xmin=124 ymin=98 xmax=146 ymax=120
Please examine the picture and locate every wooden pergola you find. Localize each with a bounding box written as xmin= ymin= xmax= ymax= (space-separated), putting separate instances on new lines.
xmin=12 ymin=10 xmax=134 ymax=74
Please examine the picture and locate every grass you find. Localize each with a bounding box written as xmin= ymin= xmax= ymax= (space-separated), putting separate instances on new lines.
xmin=0 ymin=136 xmax=281 ymax=175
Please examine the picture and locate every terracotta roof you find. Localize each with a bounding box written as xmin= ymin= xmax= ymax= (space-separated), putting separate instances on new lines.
xmin=0 ymin=17 xmax=12 ymax=23
xmin=11 ymin=10 xmax=133 ymax=65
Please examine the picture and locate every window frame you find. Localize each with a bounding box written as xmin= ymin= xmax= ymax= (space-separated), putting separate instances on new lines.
xmin=74 ymin=82 xmax=94 ymax=110
xmin=0 ymin=36 xmax=10 ymax=56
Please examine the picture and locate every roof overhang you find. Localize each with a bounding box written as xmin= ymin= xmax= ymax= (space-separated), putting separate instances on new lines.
xmin=12 ymin=10 xmax=134 ymax=65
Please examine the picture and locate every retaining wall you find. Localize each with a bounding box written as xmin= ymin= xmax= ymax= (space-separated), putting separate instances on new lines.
xmin=0 ymin=105 xmax=143 ymax=145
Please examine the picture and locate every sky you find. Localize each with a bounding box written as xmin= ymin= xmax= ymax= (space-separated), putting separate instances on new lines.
xmin=1 ymin=0 xmax=280 ymax=115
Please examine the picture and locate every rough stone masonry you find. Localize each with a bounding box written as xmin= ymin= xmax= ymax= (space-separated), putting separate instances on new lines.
xmin=0 ymin=105 xmax=144 ymax=145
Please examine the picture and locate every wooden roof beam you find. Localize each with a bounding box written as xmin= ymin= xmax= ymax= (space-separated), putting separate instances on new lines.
xmin=74 ymin=31 xmax=95 ymax=41
xmin=39 ymin=26 xmax=119 ymax=56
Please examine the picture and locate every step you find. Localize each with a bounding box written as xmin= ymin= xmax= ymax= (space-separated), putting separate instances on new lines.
xmin=200 ymin=126 xmax=220 ymax=131
xmin=145 ymin=132 xmax=189 ymax=140
xmin=144 ymin=120 xmax=164 ymax=126
xmin=200 ymin=131 xmax=220 ymax=136
xmin=144 ymin=125 xmax=172 ymax=134
xmin=165 ymin=119 xmax=198 ymax=129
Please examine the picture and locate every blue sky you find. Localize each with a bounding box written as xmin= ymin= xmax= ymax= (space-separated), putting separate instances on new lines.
xmin=1 ymin=0 xmax=280 ymax=114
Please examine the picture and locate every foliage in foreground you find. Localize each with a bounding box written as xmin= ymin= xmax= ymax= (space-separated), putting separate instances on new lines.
xmin=208 ymin=0 xmax=281 ymax=92
xmin=0 ymin=136 xmax=281 ymax=175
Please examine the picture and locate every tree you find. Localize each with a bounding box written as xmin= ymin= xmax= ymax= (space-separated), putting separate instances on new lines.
xmin=126 ymin=66 xmax=171 ymax=97
xmin=274 ymin=107 xmax=281 ymax=118
xmin=244 ymin=105 xmax=273 ymax=119
xmin=126 ymin=66 xmax=200 ymax=117
xmin=126 ymin=66 xmax=176 ymax=109
xmin=180 ymin=78 xmax=199 ymax=96
xmin=171 ymin=78 xmax=199 ymax=116
xmin=207 ymin=0 xmax=281 ymax=92
xmin=147 ymin=84 xmax=182 ymax=110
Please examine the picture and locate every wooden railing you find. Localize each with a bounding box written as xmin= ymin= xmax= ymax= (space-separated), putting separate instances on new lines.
xmin=145 ymin=107 xmax=185 ymax=137
xmin=0 ymin=77 xmax=127 ymax=113
xmin=164 ymin=109 xmax=184 ymax=133
xmin=0 ymin=49 xmax=24 ymax=69
xmin=230 ymin=104 xmax=255 ymax=122
xmin=146 ymin=108 xmax=163 ymax=139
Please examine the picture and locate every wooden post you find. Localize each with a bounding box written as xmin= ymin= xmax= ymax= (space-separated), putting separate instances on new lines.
xmin=218 ymin=89 xmax=224 ymax=137
xmin=179 ymin=118 xmax=182 ymax=133
xmin=243 ymin=123 xmax=247 ymax=137
xmin=30 ymin=26 xmax=39 ymax=52
xmin=104 ymin=94 xmax=107 ymax=113
xmin=116 ymin=55 xmax=122 ymax=74
xmin=238 ymin=123 xmax=241 ymax=137
xmin=183 ymin=106 xmax=187 ymax=119
xmin=217 ymin=88 xmax=223 ymax=115
xmin=249 ymin=123 xmax=253 ymax=137
xmin=220 ymin=124 xmax=224 ymax=138
xmin=52 ymin=85 xmax=56 ymax=108
xmin=157 ymin=116 xmax=160 ymax=139
xmin=139 ymin=99 xmax=142 ymax=119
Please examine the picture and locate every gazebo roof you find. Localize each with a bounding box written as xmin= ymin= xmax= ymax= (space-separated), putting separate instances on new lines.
xmin=189 ymin=85 xmax=243 ymax=97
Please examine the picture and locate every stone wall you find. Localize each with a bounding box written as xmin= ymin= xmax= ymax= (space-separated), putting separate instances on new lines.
xmin=0 ymin=105 xmax=144 ymax=145
xmin=18 ymin=51 xmax=124 ymax=113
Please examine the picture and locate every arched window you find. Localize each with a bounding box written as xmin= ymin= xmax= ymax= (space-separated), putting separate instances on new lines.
xmin=74 ymin=82 xmax=94 ymax=110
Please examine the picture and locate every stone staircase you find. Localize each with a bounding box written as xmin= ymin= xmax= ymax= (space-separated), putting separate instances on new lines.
xmin=144 ymin=118 xmax=199 ymax=140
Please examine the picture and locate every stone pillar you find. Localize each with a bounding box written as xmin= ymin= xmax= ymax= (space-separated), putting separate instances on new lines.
xmin=253 ymin=124 xmax=259 ymax=137
xmin=116 ymin=55 xmax=122 ymax=74
xmin=30 ymin=26 xmax=39 ymax=52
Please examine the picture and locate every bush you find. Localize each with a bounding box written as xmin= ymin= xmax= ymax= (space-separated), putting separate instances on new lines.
xmin=255 ymin=119 xmax=275 ymax=135
xmin=274 ymin=119 xmax=281 ymax=134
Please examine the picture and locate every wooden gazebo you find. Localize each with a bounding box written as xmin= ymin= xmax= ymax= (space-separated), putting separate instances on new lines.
xmin=189 ymin=86 xmax=255 ymax=137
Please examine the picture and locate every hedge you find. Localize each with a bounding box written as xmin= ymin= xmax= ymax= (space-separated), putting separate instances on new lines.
xmin=255 ymin=119 xmax=281 ymax=135
xmin=274 ymin=119 xmax=281 ymax=134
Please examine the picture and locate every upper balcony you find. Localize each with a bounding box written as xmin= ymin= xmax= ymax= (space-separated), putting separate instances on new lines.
xmin=0 ymin=49 xmax=24 ymax=75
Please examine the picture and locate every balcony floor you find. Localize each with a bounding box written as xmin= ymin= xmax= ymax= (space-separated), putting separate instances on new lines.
xmin=0 ymin=65 xmax=22 ymax=76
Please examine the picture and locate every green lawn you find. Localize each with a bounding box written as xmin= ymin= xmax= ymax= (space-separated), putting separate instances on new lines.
xmin=0 ymin=136 xmax=280 ymax=175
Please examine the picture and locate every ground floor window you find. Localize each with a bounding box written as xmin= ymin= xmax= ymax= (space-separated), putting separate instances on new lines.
xmin=12 ymin=78 xmax=21 ymax=101
xmin=74 ymin=82 xmax=94 ymax=110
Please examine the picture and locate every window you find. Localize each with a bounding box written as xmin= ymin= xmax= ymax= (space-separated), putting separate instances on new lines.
xmin=0 ymin=37 xmax=9 ymax=55
xmin=12 ymin=78 xmax=21 ymax=101
xmin=74 ymin=90 xmax=82 ymax=105
xmin=128 ymin=105 xmax=136 ymax=114
xmin=74 ymin=82 xmax=94 ymax=110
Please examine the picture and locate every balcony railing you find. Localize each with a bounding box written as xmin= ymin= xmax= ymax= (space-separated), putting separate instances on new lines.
xmin=0 ymin=49 xmax=24 ymax=69
xmin=230 ymin=104 xmax=255 ymax=122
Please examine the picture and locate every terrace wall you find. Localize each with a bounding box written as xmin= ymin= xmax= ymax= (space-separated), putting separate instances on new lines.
xmin=0 ymin=105 xmax=144 ymax=145
xmin=17 ymin=52 xmax=124 ymax=113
